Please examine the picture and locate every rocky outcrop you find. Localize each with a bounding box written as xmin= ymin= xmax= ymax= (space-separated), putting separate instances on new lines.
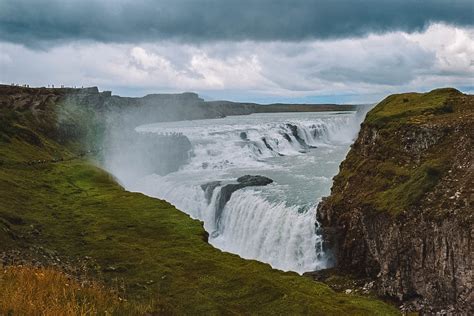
xmin=286 ymin=123 xmax=317 ymax=150
xmin=218 ymin=176 xmax=273 ymax=213
xmin=201 ymin=175 xmax=274 ymax=226
xmin=201 ymin=181 xmax=222 ymax=203
xmin=216 ymin=175 xmax=273 ymax=220
xmin=317 ymin=88 xmax=473 ymax=313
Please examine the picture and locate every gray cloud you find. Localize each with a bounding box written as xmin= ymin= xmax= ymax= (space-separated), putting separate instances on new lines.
xmin=0 ymin=0 xmax=473 ymax=47
xmin=1 ymin=23 xmax=472 ymax=101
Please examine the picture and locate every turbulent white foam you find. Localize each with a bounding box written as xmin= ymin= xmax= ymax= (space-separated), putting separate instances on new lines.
xmin=117 ymin=111 xmax=366 ymax=274
xmin=138 ymin=113 xmax=359 ymax=172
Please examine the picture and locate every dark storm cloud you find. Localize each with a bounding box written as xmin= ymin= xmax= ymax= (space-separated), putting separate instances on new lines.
xmin=0 ymin=0 xmax=472 ymax=46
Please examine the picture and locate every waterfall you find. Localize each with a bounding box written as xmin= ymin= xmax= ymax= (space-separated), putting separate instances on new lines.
xmin=212 ymin=190 xmax=326 ymax=272
xmin=110 ymin=112 xmax=364 ymax=274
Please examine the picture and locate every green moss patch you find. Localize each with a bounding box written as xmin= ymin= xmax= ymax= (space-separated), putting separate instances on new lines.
xmin=365 ymin=88 xmax=461 ymax=127
xmin=373 ymin=160 xmax=446 ymax=214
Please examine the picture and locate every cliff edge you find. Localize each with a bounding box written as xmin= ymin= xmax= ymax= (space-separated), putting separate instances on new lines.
xmin=317 ymin=88 xmax=473 ymax=313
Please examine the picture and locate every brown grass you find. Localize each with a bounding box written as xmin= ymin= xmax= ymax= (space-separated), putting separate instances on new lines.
xmin=0 ymin=265 xmax=153 ymax=315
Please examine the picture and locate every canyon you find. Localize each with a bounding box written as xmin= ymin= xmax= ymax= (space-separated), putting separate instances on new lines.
xmin=1 ymin=84 xmax=472 ymax=314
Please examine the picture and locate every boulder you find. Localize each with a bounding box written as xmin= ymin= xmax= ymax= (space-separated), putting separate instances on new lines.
xmin=215 ymin=175 xmax=273 ymax=225
xmin=200 ymin=181 xmax=221 ymax=203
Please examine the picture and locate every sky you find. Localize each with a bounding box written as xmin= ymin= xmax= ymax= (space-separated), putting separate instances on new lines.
xmin=0 ymin=0 xmax=473 ymax=104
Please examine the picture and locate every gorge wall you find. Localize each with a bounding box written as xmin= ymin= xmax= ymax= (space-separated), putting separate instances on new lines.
xmin=317 ymin=88 xmax=473 ymax=313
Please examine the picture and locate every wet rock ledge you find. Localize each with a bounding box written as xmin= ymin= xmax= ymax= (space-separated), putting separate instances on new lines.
xmin=202 ymin=175 xmax=273 ymax=224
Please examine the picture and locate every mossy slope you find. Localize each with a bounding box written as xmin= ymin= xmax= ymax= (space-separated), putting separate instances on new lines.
xmin=327 ymin=88 xmax=473 ymax=215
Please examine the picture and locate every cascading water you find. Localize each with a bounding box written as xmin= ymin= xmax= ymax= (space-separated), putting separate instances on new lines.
xmin=106 ymin=111 xmax=365 ymax=274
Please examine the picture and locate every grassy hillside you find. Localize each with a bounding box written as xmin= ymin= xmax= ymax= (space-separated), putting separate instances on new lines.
xmin=364 ymin=88 xmax=460 ymax=126
xmin=0 ymin=87 xmax=398 ymax=314
xmin=326 ymin=88 xmax=473 ymax=216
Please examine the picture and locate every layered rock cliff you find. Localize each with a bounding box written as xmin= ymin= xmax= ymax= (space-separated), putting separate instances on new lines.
xmin=317 ymin=88 xmax=473 ymax=313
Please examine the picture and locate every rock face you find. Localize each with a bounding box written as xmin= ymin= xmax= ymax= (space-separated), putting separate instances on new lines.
xmin=202 ymin=175 xmax=273 ymax=225
xmin=317 ymin=88 xmax=473 ymax=313
xmin=201 ymin=181 xmax=222 ymax=203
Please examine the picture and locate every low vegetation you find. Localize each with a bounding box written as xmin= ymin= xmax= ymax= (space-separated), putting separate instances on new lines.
xmin=374 ymin=159 xmax=446 ymax=214
xmin=364 ymin=88 xmax=460 ymax=127
xmin=0 ymin=265 xmax=152 ymax=315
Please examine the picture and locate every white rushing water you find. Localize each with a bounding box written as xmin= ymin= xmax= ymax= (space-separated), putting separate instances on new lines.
xmin=108 ymin=111 xmax=365 ymax=274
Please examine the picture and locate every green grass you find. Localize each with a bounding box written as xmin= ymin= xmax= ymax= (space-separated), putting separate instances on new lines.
xmin=365 ymin=88 xmax=460 ymax=127
xmin=373 ymin=159 xmax=446 ymax=214
xmin=0 ymin=88 xmax=399 ymax=314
